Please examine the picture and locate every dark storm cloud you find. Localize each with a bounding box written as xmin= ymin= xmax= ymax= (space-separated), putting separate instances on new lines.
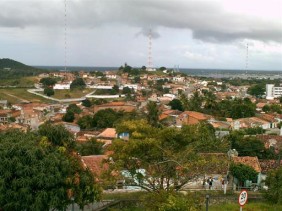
xmin=0 ymin=0 xmax=281 ymax=43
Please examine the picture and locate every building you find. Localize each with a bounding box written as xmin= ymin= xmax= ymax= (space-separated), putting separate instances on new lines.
xmin=266 ymin=84 xmax=282 ymax=100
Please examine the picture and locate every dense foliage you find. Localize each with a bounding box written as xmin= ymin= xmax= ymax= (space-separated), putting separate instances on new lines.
xmin=265 ymin=167 xmax=282 ymax=204
xmin=105 ymin=120 xmax=229 ymax=192
xmin=0 ymin=125 xmax=101 ymax=210
xmin=70 ymin=78 xmax=86 ymax=89
xmin=230 ymin=163 xmax=258 ymax=185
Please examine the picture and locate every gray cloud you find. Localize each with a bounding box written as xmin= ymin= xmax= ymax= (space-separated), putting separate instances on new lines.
xmin=0 ymin=0 xmax=281 ymax=43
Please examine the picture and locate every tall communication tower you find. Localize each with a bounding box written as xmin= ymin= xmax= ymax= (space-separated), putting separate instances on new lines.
xmin=245 ymin=43 xmax=249 ymax=74
xmin=147 ymin=29 xmax=153 ymax=69
xmin=64 ymin=0 xmax=67 ymax=72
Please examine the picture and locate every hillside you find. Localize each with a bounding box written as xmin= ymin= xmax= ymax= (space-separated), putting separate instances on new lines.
xmin=0 ymin=58 xmax=36 ymax=70
xmin=0 ymin=58 xmax=48 ymax=79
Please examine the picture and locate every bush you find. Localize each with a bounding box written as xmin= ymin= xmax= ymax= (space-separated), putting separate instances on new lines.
xmin=142 ymin=191 xmax=203 ymax=211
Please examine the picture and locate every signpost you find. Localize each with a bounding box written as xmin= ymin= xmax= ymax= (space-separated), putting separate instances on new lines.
xmin=238 ymin=190 xmax=248 ymax=211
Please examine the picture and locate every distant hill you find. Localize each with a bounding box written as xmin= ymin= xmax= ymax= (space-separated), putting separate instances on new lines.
xmin=0 ymin=58 xmax=39 ymax=70
xmin=0 ymin=58 xmax=49 ymax=79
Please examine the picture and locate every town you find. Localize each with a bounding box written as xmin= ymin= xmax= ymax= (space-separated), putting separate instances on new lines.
xmin=0 ymin=58 xmax=282 ymax=210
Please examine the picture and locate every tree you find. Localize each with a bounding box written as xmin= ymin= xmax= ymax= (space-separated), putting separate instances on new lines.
xmin=75 ymin=138 xmax=104 ymax=156
xmin=232 ymin=137 xmax=265 ymax=158
xmin=67 ymin=104 xmax=82 ymax=114
xmin=106 ymin=120 xmax=225 ymax=193
xmin=264 ymin=167 xmax=282 ymax=204
xmin=168 ymin=99 xmax=184 ymax=111
xmin=146 ymin=101 xmax=159 ymax=127
xmin=77 ymin=115 xmax=94 ymax=129
xmin=112 ymin=85 xmax=119 ymax=94
xmin=82 ymin=99 xmax=92 ymax=107
xmin=0 ymin=129 xmax=101 ymax=210
xmin=62 ymin=111 xmax=75 ymax=122
xmin=44 ymin=87 xmax=54 ymax=96
xmin=38 ymin=122 xmax=75 ymax=148
xmin=188 ymin=91 xmax=203 ymax=112
xmin=230 ymin=163 xmax=258 ymax=186
xmin=40 ymin=77 xmax=57 ymax=87
xmin=92 ymin=108 xmax=124 ymax=128
xmin=247 ymin=84 xmax=265 ymax=98
xmin=70 ymin=78 xmax=86 ymax=89
xmin=122 ymin=86 xmax=132 ymax=95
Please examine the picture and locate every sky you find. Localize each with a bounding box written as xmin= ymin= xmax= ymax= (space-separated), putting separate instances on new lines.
xmin=0 ymin=0 xmax=282 ymax=70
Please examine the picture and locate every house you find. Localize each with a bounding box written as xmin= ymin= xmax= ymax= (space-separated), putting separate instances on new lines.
xmin=81 ymin=155 xmax=108 ymax=177
xmin=232 ymin=156 xmax=262 ymax=187
xmin=176 ymin=111 xmax=213 ymax=126
xmin=53 ymin=83 xmax=71 ymax=90
xmin=256 ymin=134 xmax=282 ymax=154
xmin=97 ymin=128 xmax=117 ymax=140
xmin=0 ymin=100 xmax=8 ymax=109
xmin=232 ymin=117 xmax=271 ymax=130
xmin=159 ymin=109 xmax=182 ymax=126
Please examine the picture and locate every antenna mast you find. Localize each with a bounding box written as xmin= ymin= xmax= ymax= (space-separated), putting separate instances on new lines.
xmin=245 ymin=43 xmax=249 ymax=74
xmin=64 ymin=0 xmax=67 ymax=72
xmin=147 ymin=29 xmax=152 ymax=69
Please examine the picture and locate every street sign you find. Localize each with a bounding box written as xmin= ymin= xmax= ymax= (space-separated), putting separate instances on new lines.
xmin=238 ymin=190 xmax=248 ymax=206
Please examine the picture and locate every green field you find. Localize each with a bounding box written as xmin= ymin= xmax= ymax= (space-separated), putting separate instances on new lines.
xmin=0 ymin=88 xmax=52 ymax=104
xmin=0 ymin=76 xmax=39 ymax=87
xmin=51 ymin=88 xmax=94 ymax=99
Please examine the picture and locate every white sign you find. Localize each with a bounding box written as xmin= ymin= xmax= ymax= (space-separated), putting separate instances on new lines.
xmin=238 ymin=190 xmax=248 ymax=206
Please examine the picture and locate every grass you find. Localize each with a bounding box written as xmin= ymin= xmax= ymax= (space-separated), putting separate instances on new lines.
xmin=51 ymin=88 xmax=94 ymax=99
xmin=0 ymin=88 xmax=52 ymax=104
xmin=208 ymin=202 xmax=282 ymax=211
xmin=0 ymin=76 xmax=39 ymax=87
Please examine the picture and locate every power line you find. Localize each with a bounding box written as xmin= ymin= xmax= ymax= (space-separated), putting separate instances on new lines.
xmin=64 ymin=0 xmax=67 ymax=72
xmin=148 ymin=29 xmax=152 ymax=69
xmin=245 ymin=43 xmax=249 ymax=74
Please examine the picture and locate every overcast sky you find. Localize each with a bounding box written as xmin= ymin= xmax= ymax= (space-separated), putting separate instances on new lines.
xmin=0 ymin=0 xmax=282 ymax=70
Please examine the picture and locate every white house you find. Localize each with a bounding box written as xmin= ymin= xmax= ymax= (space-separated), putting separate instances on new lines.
xmin=53 ymin=83 xmax=71 ymax=90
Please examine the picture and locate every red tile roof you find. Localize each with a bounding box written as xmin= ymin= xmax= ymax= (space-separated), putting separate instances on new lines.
xmin=81 ymin=155 xmax=108 ymax=176
xmin=233 ymin=156 xmax=262 ymax=172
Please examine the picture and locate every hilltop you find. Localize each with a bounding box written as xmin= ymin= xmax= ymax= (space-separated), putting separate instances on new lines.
xmin=0 ymin=58 xmax=36 ymax=70
xmin=0 ymin=58 xmax=48 ymax=79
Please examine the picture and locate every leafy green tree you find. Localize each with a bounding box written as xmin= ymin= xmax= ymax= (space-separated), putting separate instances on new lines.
xmin=0 ymin=129 xmax=101 ymax=211
xmin=112 ymin=85 xmax=119 ymax=94
xmin=230 ymin=103 xmax=255 ymax=119
xmin=82 ymin=99 xmax=92 ymax=107
xmin=70 ymin=78 xmax=86 ymax=89
xmin=264 ymin=167 xmax=282 ymax=204
xmin=40 ymin=77 xmax=57 ymax=87
xmin=262 ymin=105 xmax=271 ymax=112
xmin=93 ymin=108 xmax=124 ymax=128
xmin=62 ymin=111 xmax=75 ymax=122
xmin=38 ymin=122 xmax=75 ymax=148
xmin=75 ymin=138 xmax=104 ymax=156
xmin=168 ymin=99 xmax=183 ymax=111
xmin=67 ymin=104 xmax=82 ymax=114
xmin=77 ymin=115 xmax=94 ymax=129
xmin=146 ymin=101 xmax=160 ymax=127
xmin=232 ymin=137 xmax=265 ymax=158
xmin=122 ymin=87 xmax=132 ymax=94
xmin=247 ymin=84 xmax=265 ymax=98
xmin=188 ymin=91 xmax=203 ymax=112
xmin=107 ymin=120 xmax=226 ymax=193
xmin=230 ymin=163 xmax=258 ymax=186
xmin=44 ymin=87 xmax=54 ymax=96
